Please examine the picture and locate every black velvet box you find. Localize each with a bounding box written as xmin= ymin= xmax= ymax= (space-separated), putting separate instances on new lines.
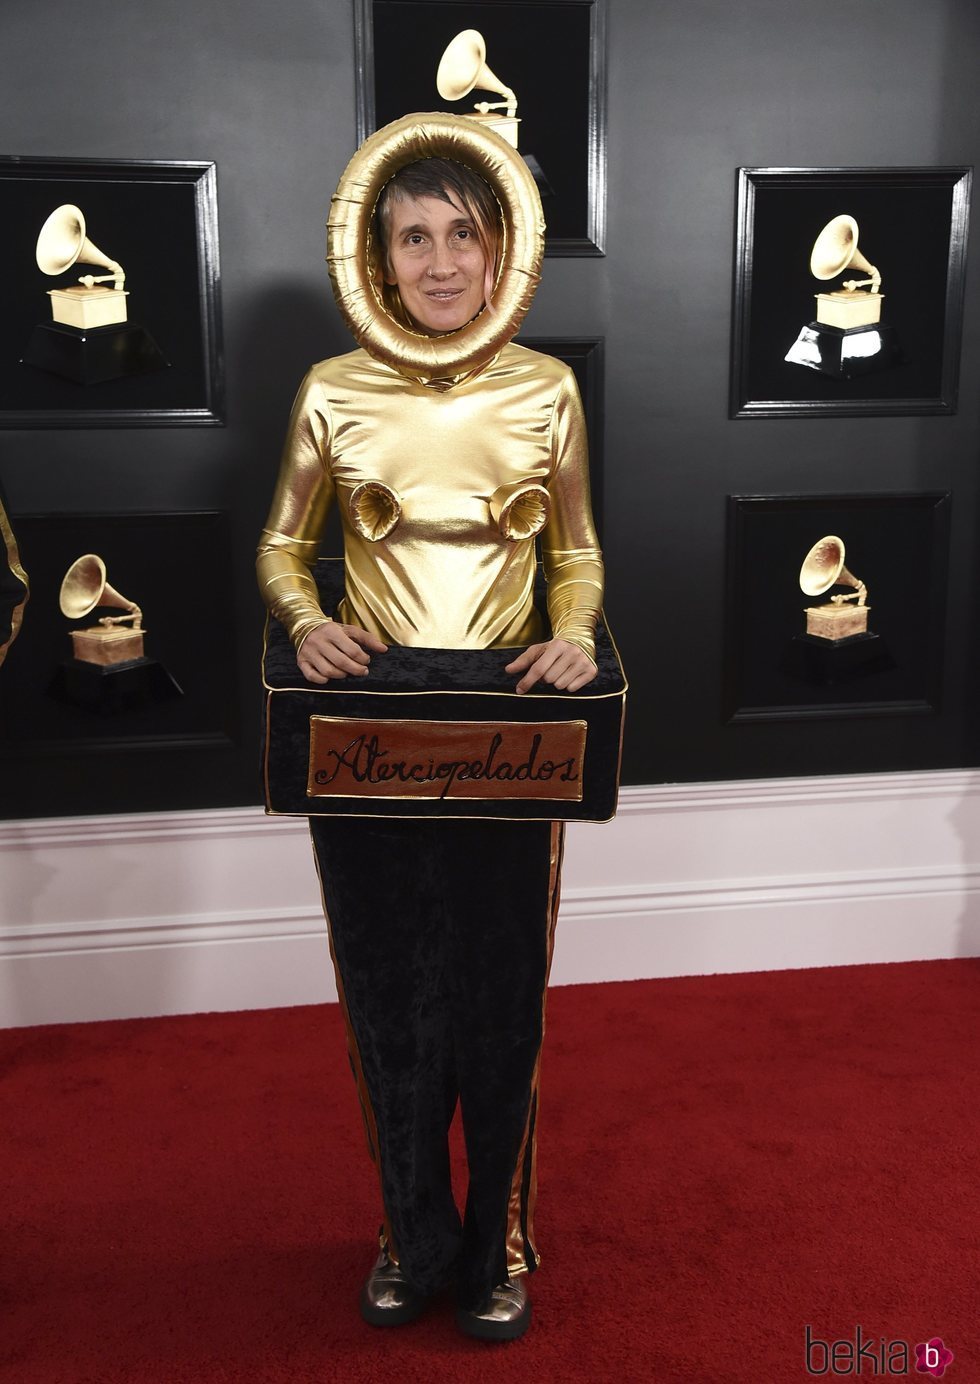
xmin=262 ymin=560 xmax=626 ymax=822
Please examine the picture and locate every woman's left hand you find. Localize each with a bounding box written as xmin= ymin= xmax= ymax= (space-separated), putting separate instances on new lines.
xmin=505 ymin=639 xmax=598 ymax=694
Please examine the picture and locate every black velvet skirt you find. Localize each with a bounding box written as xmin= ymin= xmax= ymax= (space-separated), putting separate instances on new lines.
xmin=309 ymin=814 xmax=564 ymax=1311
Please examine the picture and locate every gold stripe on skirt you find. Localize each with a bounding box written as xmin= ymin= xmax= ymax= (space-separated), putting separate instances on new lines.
xmin=505 ymin=819 xmax=565 ymax=1275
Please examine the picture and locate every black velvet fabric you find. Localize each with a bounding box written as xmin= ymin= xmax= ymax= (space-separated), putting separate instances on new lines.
xmin=263 ymin=559 xmax=626 ymax=821
xmin=310 ymin=815 xmax=559 ymax=1313
xmin=264 ymin=560 xmax=626 ymax=695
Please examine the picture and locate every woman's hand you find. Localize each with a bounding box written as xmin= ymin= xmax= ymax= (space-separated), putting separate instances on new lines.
xmin=505 ymin=638 xmax=598 ymax=695
xmin=297 ymin=622 xmax=388 ymax=685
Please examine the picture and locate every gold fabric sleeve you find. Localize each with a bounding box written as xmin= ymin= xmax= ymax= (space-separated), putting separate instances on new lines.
xmin=0 ymin=494 xmax=28 ymax=669
xmin=542 ymin=369 xmax=604 ymax=665
xmin=256 ymin=371 xmax=335 ymax=652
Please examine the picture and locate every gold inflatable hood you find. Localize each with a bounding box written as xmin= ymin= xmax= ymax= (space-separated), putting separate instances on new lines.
xmin=327 ymin=112 xmax=545 ymax=381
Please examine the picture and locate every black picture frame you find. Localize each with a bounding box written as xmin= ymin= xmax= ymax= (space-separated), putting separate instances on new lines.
xmin=730 ymin=167 xmax=972 ymax=418
xmin=724 ymin=492 xmax=951 ymax=722
xmin=0 ymin=158 xmax=223 ymax=428
xmin=354 ymin=0 xmax=607 ymax=256
xmin=518 ymin=336 xmax=605 ymax=536
xmin=0 ymin=511 xmax=237 ymax=757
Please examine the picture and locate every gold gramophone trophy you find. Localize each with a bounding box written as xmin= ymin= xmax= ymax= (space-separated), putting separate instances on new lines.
xmin=783 ymin=534 xmax=894 ymax=686
xmin=799 ymin=536 xmax=870 ymax=640
xmin=60 ymin=554 xmax=145 ymax=665
xmin=435 ymin=31 xmax=553 ymax=195
xmin=784 ymin=214 xmax=900 ymax=379
xmin=54 ymin=553 xmax=181 ymax=712
xmin=437 ymin=30 xmax=520 ymax=147
xmin=22 ymin=204 xmax=168 ymax=385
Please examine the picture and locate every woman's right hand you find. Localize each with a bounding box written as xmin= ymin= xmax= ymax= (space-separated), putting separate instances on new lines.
xmin=297 ymin=622 xmax=388 ymax=684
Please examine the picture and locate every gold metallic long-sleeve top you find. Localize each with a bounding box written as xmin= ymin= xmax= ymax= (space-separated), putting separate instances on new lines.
xmin=257 ymin=343 xmax=604 ymax=662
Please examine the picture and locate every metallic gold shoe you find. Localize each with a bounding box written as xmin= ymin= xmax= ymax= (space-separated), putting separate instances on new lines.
xmin=455 ymin=1276 xmax=531 ymax=1342
xmin=359 ymin=1249 xmax=428 ymax=1327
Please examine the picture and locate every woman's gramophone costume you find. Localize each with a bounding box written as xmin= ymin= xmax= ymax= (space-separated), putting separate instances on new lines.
xmin=257 ymin=114 xmax=604 ymax=1337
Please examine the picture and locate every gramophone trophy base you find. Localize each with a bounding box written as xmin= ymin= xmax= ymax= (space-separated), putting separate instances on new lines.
xmin=783 ymin=631 xmax=894 ymax=687
xmin=805 ymin=604 xmax=869 ymax=641
xmin=466 ymin=111 xmax=520 ymax=148
xmin=71 ymin=626 xmax=145 ymax=666
xmin=22 ymin=321 xmax=169 ymax=385
xmin=50 ymin=656 xmax=183 ymax=714
xmin=784 ymin=322 xmax=900 ymax=380
xmin=815 ymin=291 xmax=883 ymax=330
xmin=48 ymin=285 xmax=129 ymax=330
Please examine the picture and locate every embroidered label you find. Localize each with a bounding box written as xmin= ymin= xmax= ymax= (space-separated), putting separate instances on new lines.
xmin=307 ymin=717 xmax=586 ymax=802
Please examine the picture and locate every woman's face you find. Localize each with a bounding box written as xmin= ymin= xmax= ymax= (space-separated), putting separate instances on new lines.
xmin=382 ymin=193 xmax=488 ymax=335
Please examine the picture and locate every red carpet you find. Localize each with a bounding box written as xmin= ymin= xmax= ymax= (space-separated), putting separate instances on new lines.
xmin=2 ymin=959 xmax=978 ymax=1382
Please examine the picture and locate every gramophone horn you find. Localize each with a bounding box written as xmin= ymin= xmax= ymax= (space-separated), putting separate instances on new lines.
xmin=59 ymin=553 xmax=140 ymax=622
xmin=799 ymin=535 xmax=845 ymax=596
xmin=809 ymin=214 xmax=880 ymax=288
xmin=437 ymin=28 xmax=513 ymax=105
xmin=36 ymin=204 xmax=121 ymax=279
xmin=799 ymin=534 xmax=865 ymax=601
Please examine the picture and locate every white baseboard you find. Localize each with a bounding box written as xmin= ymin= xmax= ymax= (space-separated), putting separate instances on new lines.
xmin=3 ymin=769 xmax=980 ymax=1028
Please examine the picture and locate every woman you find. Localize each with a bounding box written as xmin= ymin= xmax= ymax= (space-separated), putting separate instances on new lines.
xmin=257 ymin=114 xmax=604 ymax=1341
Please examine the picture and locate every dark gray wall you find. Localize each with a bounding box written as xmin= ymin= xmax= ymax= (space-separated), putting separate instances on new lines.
xmin=600 ymin=0 xmax=980 ymax=784
xmin=1 ymin=0 xmax=978 ymax=816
